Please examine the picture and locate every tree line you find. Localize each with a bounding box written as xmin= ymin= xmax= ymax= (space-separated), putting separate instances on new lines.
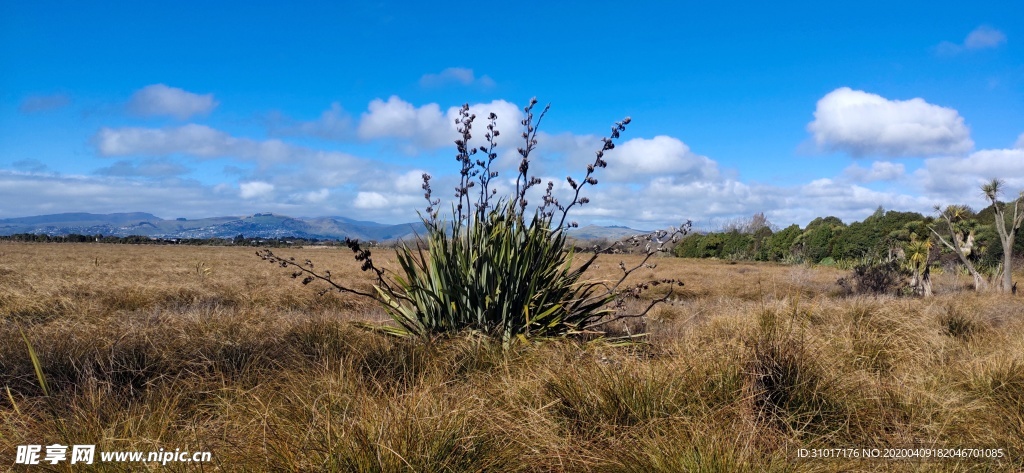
xmin=674 ymin=180 xmax=1024 ymax=295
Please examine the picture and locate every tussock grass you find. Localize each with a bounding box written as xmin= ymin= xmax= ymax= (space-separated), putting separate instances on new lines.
xmin=1 ymin=243 xmax=1022 ymax=471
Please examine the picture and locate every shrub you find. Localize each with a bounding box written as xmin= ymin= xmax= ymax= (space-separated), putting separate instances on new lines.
xmin=836 ymin=259 xmax=910 ymax=296
xmin=673 ymin=233 xmax=722 ymax=258
xmin=747 ymin=309 xmax=845 ymax=437
xmin=939 ymin=303 xmax=983 ymax=341
xmin=260 ymin=99 xmax=689 ymax=346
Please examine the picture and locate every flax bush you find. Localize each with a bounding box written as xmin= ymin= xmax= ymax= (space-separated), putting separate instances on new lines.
xmin=260 ymin=99 xmax=688 ymax=346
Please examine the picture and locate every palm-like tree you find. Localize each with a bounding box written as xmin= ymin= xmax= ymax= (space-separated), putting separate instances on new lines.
xmin=930 ymin=205 xmax=987 ymax=291
xmin=982 ymin=179 xmax=1024 ymax=292
xmin=904 ymin=234 xmax=932 ymax=297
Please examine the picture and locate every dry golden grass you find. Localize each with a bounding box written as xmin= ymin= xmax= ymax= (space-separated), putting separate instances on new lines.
xmin=2 ymin=242 xmax=1023 ymax=471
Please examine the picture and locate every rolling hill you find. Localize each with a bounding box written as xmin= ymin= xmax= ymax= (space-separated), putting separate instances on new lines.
xmin=0 ymin=212 xmax=648 ymax=242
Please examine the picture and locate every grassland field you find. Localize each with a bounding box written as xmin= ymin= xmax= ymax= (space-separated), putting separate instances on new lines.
xmin=1 ymin=242 xmax=1022 ymax=472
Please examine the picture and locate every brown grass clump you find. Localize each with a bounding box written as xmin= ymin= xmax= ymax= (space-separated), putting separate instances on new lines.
xmin=2 ymin=242 xmax=1022 ymax=471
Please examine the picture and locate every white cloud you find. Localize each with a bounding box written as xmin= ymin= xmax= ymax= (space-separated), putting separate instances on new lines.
xmin=610 ymin=136 xmax=720 ymax=180
xmin=512 ymin=157 xmax=945 ymax=229
xmin=394 ymin=170 xmax=428 ymax=193
xmin=341 ymin=170 xmax=431 ymax=214
xmin=807 ymin=87 xmax=973 ymax=157
xmin=918 ymin=147 xmax=1024 ymax=196
xmin=289 ymin=188 xmax=329 ymax=204
xmin=1015 ymin=133 xmax=1024 ymax=149
xmin=352 ymin=191 xmax=419 ymax=210
xmin=357 ymin=96 xmax=451 ymax=148
xmin=96 ymin=124 xmax=233 ymax=157
xmin=94 ymin=124 xmax=328 ymax=166
xmin=128 ymin=84 xmax=218 ymax=120
xmin=778 ymin=179 xmax=935 ymax=223
xmin=353 ymin=191 xmax=389 ymax=209
xmin=536 ymin=132 xmax=600 ymax=161
xmin=288 ymin=151 xmax=381 ymax=188
xmin=935 ymin=25 xmax=1007 ymax=55
xmin=419 ymin=67 xmax=496 ymax=88
xmin=356 ymin=96 xmax=523 ymax=154
xmin=447 ymin=99 xmax=525 ymax=164
xmin=275 ymin=96 xmax=521 ymax=151
xmin=239 ymin=181 xmax=275 ymax=199
xmin=91 ymin=124 xmax=399 ymax=210
xmin=647 ymin=177 xmax=780 ymax=216
xmin=0 ymin=170 xmax=423 ymax=223
xmin=606 ymin=176 xmax=929 ymax=229
xmin=0 ymin=172 xmax=242 ymax=219
xmin=842 ymin=161 xmax=905 ymax=183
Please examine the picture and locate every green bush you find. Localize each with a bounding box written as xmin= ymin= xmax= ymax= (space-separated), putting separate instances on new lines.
xmin=674 ymin=231 xmax=753 ymax=260
xmin=795 ymin=217 xmax=845 ymax=263
xmin=674 ymin=233 xmax=722 ymax=258
xmin=760 ymin=224 xmax=801 ymax=261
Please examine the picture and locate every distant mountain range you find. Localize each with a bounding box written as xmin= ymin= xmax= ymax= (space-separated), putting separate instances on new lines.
xmin=0 ymin=212 xmax=649 ymax=242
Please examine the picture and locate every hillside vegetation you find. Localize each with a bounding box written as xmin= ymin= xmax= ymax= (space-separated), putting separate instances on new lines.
xmin=676 ymin=208 xmax=1023 ymax=270
xmin=2 ymin=243 xmax=1022 ymax=471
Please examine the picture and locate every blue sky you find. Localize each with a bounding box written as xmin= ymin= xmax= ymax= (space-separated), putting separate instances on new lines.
xmin=1 ymin=1 xmax=1022 ymax=229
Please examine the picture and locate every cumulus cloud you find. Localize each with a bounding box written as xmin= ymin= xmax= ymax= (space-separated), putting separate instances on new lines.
xmin=91 ymin=123 xmax=384 ymax=207
xmin=509 ymin=157 xmax=941 ymax=229
xmin=419 ymin=67 xmax=496 ymax=88
xmin=357 ymin=96 xmax=451 ymax=148
xmin=352 ymin=191 xmax=389 ymax=209
xmin=348 ymin=169 xmax=429 ymax=209
xmin=289 ymin=151 xmax=384 ymax=188
xmin=273 ymin=96 xmax=523 ymax=151
xmin=95 ymin=124 xmax=297 ymax=164
xmin=648 ymin=177 xmax=781 ymax=217
xmin=610 ymin=136 xmax=720 ymax=181
xmin=239 ymin=181 xmax=275 ymax=199
xmin=356 ymin=96 xmax=522 ymax=153
xmin=352 ymin=190 xmax=421 ymax=210
xmin=807 ymin=87 xmax=973 ymax=157
xmin=19 ymin=93 xmax=71 ymax=113
xmin=612 ymin=176 xmax=933 ymax=230
xmin=780 ymin=179 xmax=935 ymax=223
xmin=918 ymin=147 xmax=1024 ymax=196
xmin=842 ymin=161 xmax=905 ymax=182
xmin=393 ymin=170 xmax=429 ymax=193
xmin=291 ymin=189 xmax=329 ymax=204
xmin=1016 ymin=133 xmax=1024 ymax=149
xmin=936 ymin=25 xmax=1007 ymax=55
xmin=127 ymin=84 xmax=218 ymax=120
